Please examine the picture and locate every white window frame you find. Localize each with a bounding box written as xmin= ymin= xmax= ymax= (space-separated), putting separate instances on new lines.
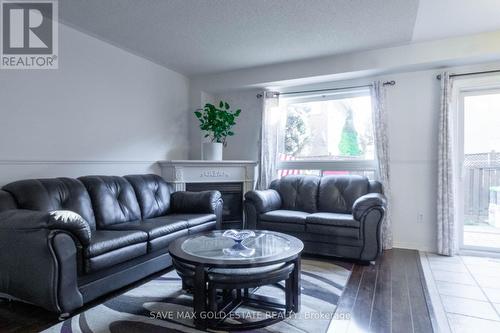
xmin=277 ymin=88 xmax=377 ymax=176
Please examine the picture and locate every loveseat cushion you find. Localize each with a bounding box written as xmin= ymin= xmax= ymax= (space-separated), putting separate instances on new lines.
xmin=318 ymin=175 xmax=369 ymax=214
xmin=124 ymin=174 xmax=172 ymax=219
xmin=260 ymin=210 xmax=309 ymax=224
xmin=306 ymin=212 xmax=360 ymax=228
xmin=79 ymin=176 xmax=141 ymax=228
xmin=3 ymin=178 xmax=97 ymax=229
xmin=270 ymin=176 xmax=319 ymax=213
xmin=306 ymin=224 xmax=360 ymax=239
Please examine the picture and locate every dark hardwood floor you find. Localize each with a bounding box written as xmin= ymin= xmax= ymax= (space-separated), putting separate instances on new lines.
xmin=0 ymin=249 xmax=434 ymax=333
xmin=329 ymin=248 xmax=435 ymax=333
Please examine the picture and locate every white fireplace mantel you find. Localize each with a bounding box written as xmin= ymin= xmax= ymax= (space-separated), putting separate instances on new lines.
xmin=158 ymin=160 xmax=258 ymax=192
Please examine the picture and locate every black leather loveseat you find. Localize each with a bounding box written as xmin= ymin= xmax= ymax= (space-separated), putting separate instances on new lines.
xmin=244 ymin=175 xmax=386 ymax=262
xmin=0 ymin=174 xmax=222 ymax=315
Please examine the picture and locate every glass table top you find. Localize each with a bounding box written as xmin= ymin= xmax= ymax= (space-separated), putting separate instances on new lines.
xmin=180 ymin=230 xmax=292 ymax=261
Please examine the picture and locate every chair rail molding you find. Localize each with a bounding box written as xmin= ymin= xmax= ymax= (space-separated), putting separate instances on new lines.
xmin=158 ymin=160 xmax=258 ymax=192
xmin=0 ymin=159 xmax=157 ymax=165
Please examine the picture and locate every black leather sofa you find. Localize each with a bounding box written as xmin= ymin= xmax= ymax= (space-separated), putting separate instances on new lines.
xmin=244 ymin=175 xmax=386 ymax=262
xmin=0 ymin=174 xmax=222 ymax=315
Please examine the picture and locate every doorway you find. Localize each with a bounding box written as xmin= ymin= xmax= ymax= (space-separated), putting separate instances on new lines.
xmin=459 ymin=89 xmax=500 ymax=252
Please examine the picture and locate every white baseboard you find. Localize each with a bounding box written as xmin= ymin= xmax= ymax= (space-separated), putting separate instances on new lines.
xmin=393 ymin=241 xmax=436 ymax=253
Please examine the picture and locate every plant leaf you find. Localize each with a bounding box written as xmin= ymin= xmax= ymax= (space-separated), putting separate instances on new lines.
xmin=219 ymin=101 xmax=224 ymax=108
xmin=225 ymin=102 xmax=230 ymax=109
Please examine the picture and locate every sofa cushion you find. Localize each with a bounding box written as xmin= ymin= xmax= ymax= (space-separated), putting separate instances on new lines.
xmin=104 ymin=216 xmax=189 ymax=240
xmin=270 ymin=176 xmax=319 ymax=213
xmin=3 ymin=178 xmax=97 ymax=229
xmin=260 ymin=210 xmax=309 ymax=224
xmin=149 ymin=229 xmax=189 ymax=252
xmin=306 ymin=212 xmax=360 ymax=228
xmin=124 ymin=174 xmax=172 ymax=219
xmin=188 ymin=221 xmax=216 ymax=234
xmin=85 ymin=243 xmax=148 ymax=273
xmin=85 ymin=229 xmax=148 ymax=258
xmin=318 ymin=175 xmax=369 ymax=214
xmin=79 ymin=176 xmax=141 ymax=228
xmin=168 ymin=213 xmax=216 ymax=227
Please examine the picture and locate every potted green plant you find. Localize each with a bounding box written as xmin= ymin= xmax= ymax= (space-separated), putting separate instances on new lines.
xmin=194 ymin=101 xmax=241 ymax=160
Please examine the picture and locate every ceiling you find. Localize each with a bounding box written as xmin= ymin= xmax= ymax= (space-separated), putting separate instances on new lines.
xmin=412 ymin=0 xmax=500 ymax=41
xmin=59 ymin=0 xmax=500 ymax=76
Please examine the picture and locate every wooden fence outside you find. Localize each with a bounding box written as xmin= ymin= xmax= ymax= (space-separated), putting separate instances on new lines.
xmin=464 ymin=152 xmax=500 ymax=220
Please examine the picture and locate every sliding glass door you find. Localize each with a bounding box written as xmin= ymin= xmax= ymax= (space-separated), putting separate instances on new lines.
xmin=458 ymin=89 xmax=500 ymax=252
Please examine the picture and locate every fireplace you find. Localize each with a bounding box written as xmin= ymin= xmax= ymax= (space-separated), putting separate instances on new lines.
xmin=186 ymin=182 xmax=243 ymax=229
xmin=157 ymin=160 xmax=258 ymax=229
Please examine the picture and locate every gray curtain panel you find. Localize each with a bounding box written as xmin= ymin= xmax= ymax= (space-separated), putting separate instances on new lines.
xmin=371 ymin=81 xmax=393 ymax=250
xmin=257 ymin=91 xmax=281 ymax=190
xmin=437 ymin=72 xmax=457 ymax=256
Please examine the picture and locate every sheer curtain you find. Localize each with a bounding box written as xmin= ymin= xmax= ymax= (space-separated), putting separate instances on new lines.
xmin=257 ymin=91 xmax=282 ymax=190
xmin=437 ymin=72 xmax=457 ymax=256
xmin=371 ymin=81 xmax=393 ymax=250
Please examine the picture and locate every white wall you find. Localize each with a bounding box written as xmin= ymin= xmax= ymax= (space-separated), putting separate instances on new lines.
xmin=188 ymin=89 xmax=262 ymax=160
xmin=192 ymin=62 xmax=500 ymax=252
xmin=216 ymin=90 xmax=262 ymax=161
xmin=188 ymin=90 xmax=217 ymax=160
xmin=0 ymin=23 xmax=190 ymax=185
xmin=386 ymin=70 xmax=440 ymax=251
xmin=187 ymin=29 xmax=500 ymax=252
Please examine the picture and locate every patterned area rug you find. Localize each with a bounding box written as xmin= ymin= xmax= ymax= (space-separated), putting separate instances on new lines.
xmin=44 ymin=258 xmax=351 ymax=333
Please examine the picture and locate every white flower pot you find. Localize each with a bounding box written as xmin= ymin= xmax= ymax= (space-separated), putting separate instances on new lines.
xmin=202 ymin=142 xmax=223 ymax=160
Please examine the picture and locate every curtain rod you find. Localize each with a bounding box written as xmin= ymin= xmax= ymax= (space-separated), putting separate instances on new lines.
xmin=256 ymin=80 xmax=395 ymax=98
xmin=436 ymin=69 xmax=500 ymax=80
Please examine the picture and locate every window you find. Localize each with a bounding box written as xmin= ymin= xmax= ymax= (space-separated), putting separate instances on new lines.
xmin=277 ymin=88 xmax=377 ymax=178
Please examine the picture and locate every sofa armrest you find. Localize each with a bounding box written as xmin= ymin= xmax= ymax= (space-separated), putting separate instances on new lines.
xmin=171 ymin=190 xmax=222 ymax=214
xmin=352 ymin=194 xmax=386 ymax=261
xmin=0 ymin=209 xmax=84 ymax=313
xmin=352 ymin=193 xmax=387 ymax=221
xmin=244 ymin=189 xmax=282 ymax=214
xmin=0 ymin=209 xmax=92 ymax=246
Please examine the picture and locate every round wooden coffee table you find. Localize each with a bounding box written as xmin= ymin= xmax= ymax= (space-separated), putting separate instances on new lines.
xmin=168 ymin=230 xmax=304 ymax=330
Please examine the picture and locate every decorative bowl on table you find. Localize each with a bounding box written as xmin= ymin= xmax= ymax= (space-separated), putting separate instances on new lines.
xmin=222 ymin=230 xmax=256 ymax=257
xmin=222 ymin=230 xmax=255 ymax=243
